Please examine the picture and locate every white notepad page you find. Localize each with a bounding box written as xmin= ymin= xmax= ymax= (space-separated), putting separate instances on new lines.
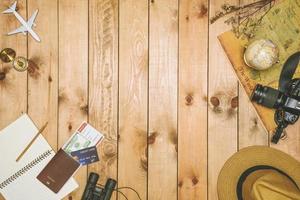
xmin=0 ymin=114 xmax=78 ymax=200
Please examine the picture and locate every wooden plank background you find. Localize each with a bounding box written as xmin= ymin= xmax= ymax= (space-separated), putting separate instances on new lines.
xmin=0 ymin=0 xmax=299 ymax=200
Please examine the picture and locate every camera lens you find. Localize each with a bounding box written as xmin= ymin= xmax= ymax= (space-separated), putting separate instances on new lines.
xmin=251 ymin=84 xmax=283 ymax=108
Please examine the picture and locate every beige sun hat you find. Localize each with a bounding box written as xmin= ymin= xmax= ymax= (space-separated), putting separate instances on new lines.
xmin=217 ymin=146 xmax=300 ymax=200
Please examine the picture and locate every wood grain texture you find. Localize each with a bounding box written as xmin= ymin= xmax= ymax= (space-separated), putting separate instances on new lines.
xmin=208 ymin=1 xmax=239 ymax=200
xmin=0 ymin=1 xmax=27 ymax=200
xmin=0 ymin=1 xmax=299 ymax=200
xmin=27 ymin=0 xmax=58 ymax=151
xmin=88 ymin=2 xmax=118 ymax=199
xmin=178 ymin=0 xmax=208 ymax=200
xmin=271 ymin=124 xmax=300 ymax=161
xmin=0 ymin=0 xmax=27 ymax=129
xmin=238 ymin=88 xmax=268 ymax=148
xmin=237 ymin=0 xmax=269 ymax=149
xmin=237 ymin=0 xmax=268 ymax=148
xmin=148 ymin=0 xmax=178 ymax=199
xmin=118 ymin=0 xmax=148 ymax=199
xmin=58 ymin=0 xmax=88 ymax=199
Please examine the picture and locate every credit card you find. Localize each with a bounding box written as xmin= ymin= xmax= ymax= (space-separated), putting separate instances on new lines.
xmin=70 ymin=146 xmax=99 ymax=166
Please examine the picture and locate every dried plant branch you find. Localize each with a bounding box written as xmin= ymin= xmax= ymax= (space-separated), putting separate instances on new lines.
xmin=211 ymin=0 xmax=277 ymax=39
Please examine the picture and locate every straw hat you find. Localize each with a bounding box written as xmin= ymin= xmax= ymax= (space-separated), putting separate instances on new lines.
xmin=218 ymin=146 xmax=300 ymax=200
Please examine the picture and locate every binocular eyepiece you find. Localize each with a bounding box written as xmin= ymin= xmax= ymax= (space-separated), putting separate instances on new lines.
xmin=81 ymin=173 xmax=117 ymax=200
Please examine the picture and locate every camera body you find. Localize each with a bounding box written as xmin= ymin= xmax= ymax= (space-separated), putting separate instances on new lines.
xmin=251 ymin=52 xmax=300 ymax=143
xmin=81 ymin=173 xmax=117 ymax=200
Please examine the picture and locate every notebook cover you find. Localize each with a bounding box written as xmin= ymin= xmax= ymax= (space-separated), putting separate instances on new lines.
xmin=37 ymin=149 xmax=80 ymax=193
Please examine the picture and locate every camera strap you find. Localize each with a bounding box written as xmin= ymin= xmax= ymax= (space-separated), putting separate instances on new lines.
xmin=271 ymin=51 xmax=300 ymax=143
xmin=278 ymin=51 xmax=300 ymax=92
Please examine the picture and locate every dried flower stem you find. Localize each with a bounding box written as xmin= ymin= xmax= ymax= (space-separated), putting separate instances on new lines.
xmin=211 ymin=0 xmax=276 ymax=38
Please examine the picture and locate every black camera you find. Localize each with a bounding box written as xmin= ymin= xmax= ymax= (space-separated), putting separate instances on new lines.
xmin=81 ymin=172 xmax=117 ymax=200
xmin=251 ymin=81 xmax=300 ymax=114
xmin=251 ymin=52 xmax=300 ymax=144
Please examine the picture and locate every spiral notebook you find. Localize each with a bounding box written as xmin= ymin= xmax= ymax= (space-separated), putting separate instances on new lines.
xmin=0 ymin=114 xmax=78 ymax=200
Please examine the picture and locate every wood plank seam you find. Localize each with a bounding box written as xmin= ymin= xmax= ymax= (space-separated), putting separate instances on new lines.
xmin=148 ymin=0 xmax=179 ymax=199
xmin=207 ymin=1 xmax=210 ymax=199
xmin=177 ymin=1 xmax=179 ymax=199
xmin=56 ymin=0 xmax=59 ymax=152
xmin=88 ymin=0 xmax=119 ymax=199
xmin=208 ymin=0 xmax=239 ymax=199
xmin=237 ymin=0 xmax=269 ymax=151
xmin=119 ymin=0 xmax=148 ymax=199
xmin=58 ymin=1 xmax=89 ymax=199
xmin=147 ymin=46 xmax=149 ymax=200
xmin=178 ymin=0 xmax=209 ymax=199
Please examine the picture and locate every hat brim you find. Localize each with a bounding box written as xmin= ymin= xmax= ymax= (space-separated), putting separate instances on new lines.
xmin=217 ymin=146 xmax=300 ymax=200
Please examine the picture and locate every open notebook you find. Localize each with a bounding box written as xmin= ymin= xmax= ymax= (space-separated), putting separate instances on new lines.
xmin=0 ymin=114 xmax=78 ymax=200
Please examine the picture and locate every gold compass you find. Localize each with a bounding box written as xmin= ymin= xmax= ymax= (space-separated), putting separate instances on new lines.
xmin=12 ymin=57 xmax=28 ymax=72
xmin=0 ymin=48 xmax=16 ymax=63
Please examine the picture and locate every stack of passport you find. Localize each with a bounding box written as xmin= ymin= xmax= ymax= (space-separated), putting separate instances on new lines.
xmin=37 ymin=122 xmax=104 ymax=193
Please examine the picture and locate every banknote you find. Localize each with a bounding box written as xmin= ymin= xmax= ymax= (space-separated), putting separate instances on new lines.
xmin=64 ymin=133 xmax=91 ymax=154
xmin=62 ymin=122 xmax=104 ymax=155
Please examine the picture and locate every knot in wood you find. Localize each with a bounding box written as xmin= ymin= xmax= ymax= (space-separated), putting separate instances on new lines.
xmin=185 ymin=94 xmax=193 ymax=105
xmin=68 ymin=124 xmax=72 ymax=131
xmin=80 ymin=104 xmax=89 ymax=114
xmin=140 ymin=148 xmax=148 ymax=171
xmin=231 ymin=96 xmax=238 ymax=109
xmin=192 ymin=176 xmax=199 ymax=185
xmin=103 ymin=143 xmax=116 ymax=157
xmin=178 ymin=180 xmax=183 ymax=187
xmin=27 ymin=60 xmax=40 ymax=79
xmin=148 ymin=132 xmax=158 ymax=144
xmin=253 ymin=118 xmax=258 ymax=126
xmin=198 ymin=4 xmax=208 ymax=18
xmin=175 ymin=144 xmax=178 ymax=153
xmin=210 ymin=96 xmax=220 ymax=107
xmin=0 ymin=72 xmax=6 ymax=80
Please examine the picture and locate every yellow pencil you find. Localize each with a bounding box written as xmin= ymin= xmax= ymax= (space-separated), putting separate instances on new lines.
xmin=16 ymin=122 xmax=48 ymax=162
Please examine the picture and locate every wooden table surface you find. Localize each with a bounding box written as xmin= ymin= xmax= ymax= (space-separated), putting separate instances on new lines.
xmin=0 ymin=0 xmax=299 ymax=200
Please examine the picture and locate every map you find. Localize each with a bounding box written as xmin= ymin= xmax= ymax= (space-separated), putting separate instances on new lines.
xmin=218 ymin=0 xmax=300 ymax=132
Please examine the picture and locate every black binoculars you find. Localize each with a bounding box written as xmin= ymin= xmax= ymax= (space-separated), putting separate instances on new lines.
xmin=81 ymin=172 xmax=117 ymax=200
